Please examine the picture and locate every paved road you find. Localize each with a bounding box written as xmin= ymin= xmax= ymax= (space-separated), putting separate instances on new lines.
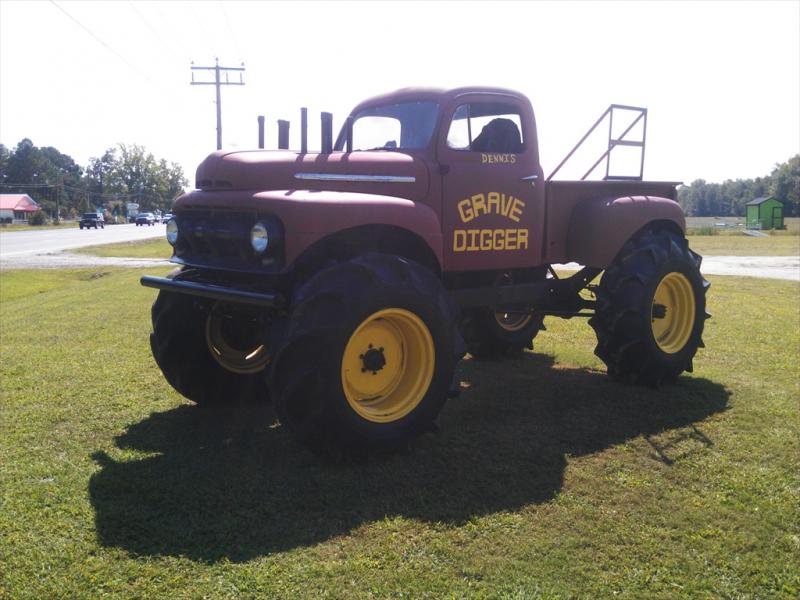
xmin=0 ymin=223 xmax=165 ymax=258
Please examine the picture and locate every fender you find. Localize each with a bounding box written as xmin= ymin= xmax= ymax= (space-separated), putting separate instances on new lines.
xmin=566 ymin=195 xmax=685 ymax=268
xmin=175 ymin=189 xmax=443 ymax=271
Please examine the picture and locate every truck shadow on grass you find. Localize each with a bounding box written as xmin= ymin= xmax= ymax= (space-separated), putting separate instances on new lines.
xmin=89 ymin=353 xmax=729 ymax=562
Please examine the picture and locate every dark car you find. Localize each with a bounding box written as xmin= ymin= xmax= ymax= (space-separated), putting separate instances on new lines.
xmin=136 ymin=213 xmax=156 ymax=226
xmin=79 ymin=212 xmax=104 ymax=229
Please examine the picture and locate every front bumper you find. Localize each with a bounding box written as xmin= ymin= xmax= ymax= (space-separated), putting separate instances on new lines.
xmin=140 ymin=275 xmax=285 ymax=308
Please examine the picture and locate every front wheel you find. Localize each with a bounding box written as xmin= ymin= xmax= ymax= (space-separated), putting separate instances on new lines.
xmin=150 ymin=290 xmax=272 ymax=406
xmin=589 ymin=228 xmax=709 ymax=385
xmin=270 ymin=254 xmax=462 ymax=455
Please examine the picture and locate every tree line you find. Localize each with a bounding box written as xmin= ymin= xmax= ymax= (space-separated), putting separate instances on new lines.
xmin=678 ymin=154 xmax=800 ymax=217
xmin=0 ymin=139 xmax=188 ymax=219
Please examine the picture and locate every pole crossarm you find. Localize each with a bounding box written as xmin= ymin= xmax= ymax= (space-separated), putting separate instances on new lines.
xmin=190 ymin=58 xmax=246 ymax=150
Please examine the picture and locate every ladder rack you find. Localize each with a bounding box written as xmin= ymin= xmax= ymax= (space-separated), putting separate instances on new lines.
xmin=547 ymin=104 xmax=648 ymax=182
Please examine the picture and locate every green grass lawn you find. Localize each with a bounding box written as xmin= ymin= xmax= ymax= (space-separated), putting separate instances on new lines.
xmin=687 ymin=233 xmax=800 ymax=256
xmin=0 ymin=221 xmax=79 ymax=233
xmin=1 ymin=268 xmax=798 ymax=598
xmin=74 ymin=237 xmax=172 ymax=259
xmin=76 ymin=229 xmax=800 ymax=261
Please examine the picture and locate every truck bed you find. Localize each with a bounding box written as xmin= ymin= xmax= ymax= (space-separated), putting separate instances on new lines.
xmin=543 ymin=180 xmax=681 ymax=264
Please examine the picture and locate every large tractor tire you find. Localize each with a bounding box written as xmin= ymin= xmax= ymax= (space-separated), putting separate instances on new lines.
xmin=270 ymin=254 xmax=462 ymax=456
xmin=463 ymin=308 xmax=544 ymax=358
xmin=150 ymin=291 xmax=271 ymax=407
xmin=590 ymin=227 xmax=709 ymax=386
xmin=462 ymin=272 xmax=545 ymax=358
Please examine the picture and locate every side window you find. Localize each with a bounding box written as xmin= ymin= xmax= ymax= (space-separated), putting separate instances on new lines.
xmin=446 ymin=103 xmax=524 ymax=153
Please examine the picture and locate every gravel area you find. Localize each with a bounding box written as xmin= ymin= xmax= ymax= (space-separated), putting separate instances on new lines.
xmin=1 ymin=251 xmax=797 ymax=281
xmin=0 ymin=252 xmax=172 ymax=270
xmin=554 ymin=256 xmax=799 ymax=282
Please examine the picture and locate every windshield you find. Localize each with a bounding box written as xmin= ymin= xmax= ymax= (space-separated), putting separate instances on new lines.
xmin=335 ymin=101 xmax=439 ymax=151
xmin=83 ymin=213 xmax=98 ymax=219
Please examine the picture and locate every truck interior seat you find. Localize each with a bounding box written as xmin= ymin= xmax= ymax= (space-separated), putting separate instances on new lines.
xmin=471 ymin=118 xmax=523 ymax=153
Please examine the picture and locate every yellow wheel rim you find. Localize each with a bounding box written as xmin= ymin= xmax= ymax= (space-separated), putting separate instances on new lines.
xmin=341 ymin=308 xmax=435 ymax=423
xmin=205 ymin=307 xmax=270 ymax=374
xmin=495 ymin=311 xmax=532 ymax=332
xmin=651 ymin=272 xmax=696 ymax=354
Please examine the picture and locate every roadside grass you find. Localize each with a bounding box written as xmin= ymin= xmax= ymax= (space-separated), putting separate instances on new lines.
xmin=74 ymin=237 xmax=172 ymax=259
xmin=1 ymin=268 xmax=798 ymax=598
xmin=686 ymin=216 xmax=799 ymax=234
xmin=0 ymin=221 xmax=79 ymax=233
xmin=686 ymin=233 xmax=800 ymax=256
xmin=72 ymin=228 xmax=800 ymax=261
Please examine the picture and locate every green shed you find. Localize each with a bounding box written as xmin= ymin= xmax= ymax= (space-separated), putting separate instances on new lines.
xmin=746 ymin=196 xmax=784 ymax=229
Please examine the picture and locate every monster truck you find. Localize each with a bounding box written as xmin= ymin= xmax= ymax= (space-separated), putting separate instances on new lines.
xmin=142 ymin=87 xmax=708 ymax=455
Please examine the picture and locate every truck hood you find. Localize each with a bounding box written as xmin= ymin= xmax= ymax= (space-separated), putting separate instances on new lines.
xmin=195 ymin=149 xmax=430 ymax=202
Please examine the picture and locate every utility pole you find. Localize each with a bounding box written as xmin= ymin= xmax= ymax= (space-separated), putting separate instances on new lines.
xmin=190 ymin=58 xmax=245 ymax=150
xmin=55 ymin=181 xmax=61 ymax=224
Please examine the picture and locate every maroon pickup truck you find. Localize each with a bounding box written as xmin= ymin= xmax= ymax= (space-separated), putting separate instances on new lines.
xmin=142 ymin=86 xmax=709 ymax=456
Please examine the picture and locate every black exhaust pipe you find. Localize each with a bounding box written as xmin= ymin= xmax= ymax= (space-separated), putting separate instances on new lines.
xmin=321 ymin=112 xmax=333 ymax=154
xmin=345 ymin=116 xmax=354 ymax=152
xmin=278 ymin=119 xmax=290 ymax=150
xmin=300 ymin=107 xmax=308 ymax=154
xmin=257 ymin=115 xmax=265 ymax=149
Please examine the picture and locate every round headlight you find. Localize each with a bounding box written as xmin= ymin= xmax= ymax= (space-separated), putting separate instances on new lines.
xmin=166 ymin=219 xmax=179 ymax=246
xmin=250 ymin=222 xmax=269 ymax=254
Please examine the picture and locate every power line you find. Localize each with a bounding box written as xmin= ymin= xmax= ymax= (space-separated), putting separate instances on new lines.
xmin=126 ymin=1 xmax=186 ymax=66
xmin=148 ymin=2 xmax=194 ymax=63
xmin=218 ymin=1 xmax=244 ymax=62
xmin=48 ymin=1 xmax=156 ymax=86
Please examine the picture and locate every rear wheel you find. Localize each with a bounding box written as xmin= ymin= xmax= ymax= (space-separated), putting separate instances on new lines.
xmin=462 ymin=272 xmax=545 ymax=358
xmin=589 ymin=228 xmax=709 ymax=385
xmin=150 ymin=291 xmax=271 ymax=406
xmin=270 ymin=254 xmax=461 ymax=455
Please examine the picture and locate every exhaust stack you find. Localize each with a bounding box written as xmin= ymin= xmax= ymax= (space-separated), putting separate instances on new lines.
xmin=278 ymin=119 xmax=290 ymax=150
xmin=300 ymin=107 xmax=308 ymax=154
xmin=345 ymin=116 xmax=354 ymax=153
xmin=321 ymin=112 xmax=333 ymax=154
xmin=257 ymin=115 xmax=265 ymax=149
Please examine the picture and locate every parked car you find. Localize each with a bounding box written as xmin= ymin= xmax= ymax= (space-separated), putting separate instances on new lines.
xmin=79 ymin=212 xmax=104 ymax=229
xmin=163 ymin=213 xmax=174 ymax=222
xmin=136 ymin=212 xmax=156 ymax=226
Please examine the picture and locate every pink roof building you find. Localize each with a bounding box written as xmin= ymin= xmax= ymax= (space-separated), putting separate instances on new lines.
xmin=0 ymin=194 xmax=40 ymax=221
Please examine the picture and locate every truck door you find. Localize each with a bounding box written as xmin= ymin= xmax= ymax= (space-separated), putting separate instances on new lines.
xmin=437 ymin=95 xmax=545 ymax=272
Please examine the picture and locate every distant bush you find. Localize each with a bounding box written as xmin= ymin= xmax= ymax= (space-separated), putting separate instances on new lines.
xmin=28 ymin=211 xmax=47 ymax=226
xmin=687 ymin=226 xmax=719 ymax=236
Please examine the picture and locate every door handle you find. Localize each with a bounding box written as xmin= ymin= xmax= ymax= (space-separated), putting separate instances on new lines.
xmin=521 ymin=174 xmax=539 ymax=181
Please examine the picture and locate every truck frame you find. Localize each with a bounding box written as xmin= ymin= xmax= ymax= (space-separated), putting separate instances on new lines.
xmin=142 ymin=87 xmax=709 ymax=456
